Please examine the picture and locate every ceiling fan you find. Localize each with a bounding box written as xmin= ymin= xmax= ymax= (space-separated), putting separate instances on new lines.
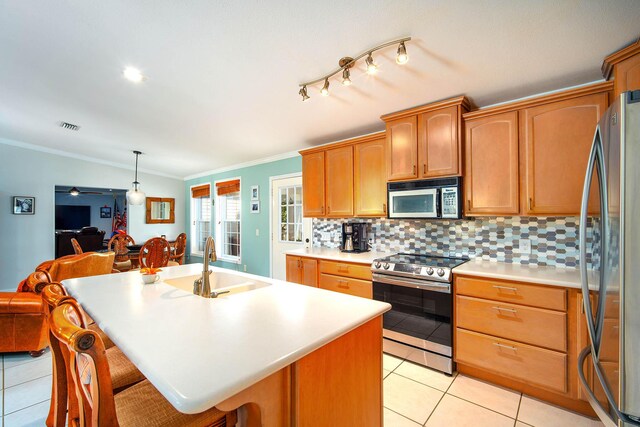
xmin=56 ymin=187 xmax=106 ymax=196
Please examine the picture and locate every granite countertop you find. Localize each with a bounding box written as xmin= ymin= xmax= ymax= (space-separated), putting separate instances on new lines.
xmin=452 ymin=258 xmax=597 ymax=289
xmin=285 ymin=247 xmax=390 ymax=265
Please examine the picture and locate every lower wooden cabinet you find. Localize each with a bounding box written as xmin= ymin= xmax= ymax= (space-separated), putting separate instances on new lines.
xmin=286 ymin=255 xmax=317 ymax=287
xmin=319 ymin=274 xmax=372 ymax=299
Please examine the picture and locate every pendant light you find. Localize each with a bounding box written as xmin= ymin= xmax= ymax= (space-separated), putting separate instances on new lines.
xmin=126 ymin=150 xmax=146 ymax=205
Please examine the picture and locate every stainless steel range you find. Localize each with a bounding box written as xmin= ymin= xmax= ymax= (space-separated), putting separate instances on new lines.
xmin=371 ymin=253 xmax=468 ymax=374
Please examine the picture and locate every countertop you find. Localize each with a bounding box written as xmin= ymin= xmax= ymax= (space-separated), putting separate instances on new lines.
xmin=285 ymin=247 xmax=390 ymax=264
xmin=62 ymin=264 xmax=389 ymax=414
xmin=452 ymin=258 xmax=596 ymax=289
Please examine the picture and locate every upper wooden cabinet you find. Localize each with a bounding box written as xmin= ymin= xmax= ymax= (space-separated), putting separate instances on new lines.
xmin=302 ymin=151 xmax=325 ymax=217
xmin=464 ymin=111 xmax=520 ymax=215
xmin=354 ymin=138 xmax=387 ymax=217
xmin=602 ymin=40 xmax=640 ymax=98
xmin=521 ymin=93 xmax=607 ymax=215
xmin=382 ymin=96 xmax=470 ymax=182
xmin=325 ymin=146 xmax=354 ymax=217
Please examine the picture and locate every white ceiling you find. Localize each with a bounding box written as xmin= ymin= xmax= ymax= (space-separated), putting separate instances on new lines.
xmin=1 ymin=1 xmax=639 ymax=179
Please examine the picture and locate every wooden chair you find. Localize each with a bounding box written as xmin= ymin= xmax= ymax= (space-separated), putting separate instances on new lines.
xmin=49 ymin=299 xmax=236 ymax=427
xmin=48 ymin=252 xmax=116 ymax=283
xmin=138 ymin=237 xmax=171 ymax=269
xmin=70 ymin=238 xmax=84 ymax=255
xmin=108 ymin=234 xmax=135 ymax=272
xmin=168 ymin=233 xmax=187 ymax=266
xmin=43 ymin=285 xmax=146 ymax=427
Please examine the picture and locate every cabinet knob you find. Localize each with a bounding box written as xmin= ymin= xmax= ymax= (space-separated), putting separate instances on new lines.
xmin=423 ymin=164 xmax=426 ymax=175
xmin=383 ymin=203 xmax=387 ymax=214
xmin=327 ymin=206 xmax=330 ymax=214
xmin=467 ymin=200 xmax=471 ymax=211
xmin=413 ymin=165 xmax=416 ymax=175
xmin=528 ymin=197 xmax=533 ymax=211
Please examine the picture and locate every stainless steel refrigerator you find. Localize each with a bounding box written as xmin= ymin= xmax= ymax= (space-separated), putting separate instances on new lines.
xmin=579 ymin=91 xmax=640 ymax=427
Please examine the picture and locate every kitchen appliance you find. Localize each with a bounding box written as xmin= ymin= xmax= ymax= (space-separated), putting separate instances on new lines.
xmin=578 ymin=91 xmax=640 ymax=427
xmin=387 ymin=177 xmax=462 ymax=219
xmin=371 ymin=253 xmax=468 ymax=374
xmin=341 ymin=222 xmax=369 ymax=253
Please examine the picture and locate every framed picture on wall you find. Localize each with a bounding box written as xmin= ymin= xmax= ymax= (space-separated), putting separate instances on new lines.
xmin=251 ymin=185 xmax=259 ymax=201
xmin=13 ymin=196 xmax=35 ymax=215
xmin=250 ymin=201 xmax=260 ymax=214
xmin=100 ymin=206 xmax=112 ymax=218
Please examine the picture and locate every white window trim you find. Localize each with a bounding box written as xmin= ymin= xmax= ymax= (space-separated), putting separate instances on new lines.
xmin=189 ymin=183 xmax=211 ymax=257
xmin=214 ymin=177 xmax=241 ymax=264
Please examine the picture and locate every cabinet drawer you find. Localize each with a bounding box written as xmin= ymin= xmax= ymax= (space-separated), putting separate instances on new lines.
xmin=456 ymin=295 xmax=567 ymax=351
xmin=319 ymin=260 xmax=372 ymax=281
xmin=456 ymin=276 xmax=566 ymax=311
xmin=456 ymin=328 xmax=567 ymax=393
xmin=319 ymin=274 xmax=372 ymax=299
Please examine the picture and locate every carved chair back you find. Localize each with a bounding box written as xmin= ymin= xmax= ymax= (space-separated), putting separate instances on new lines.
xmin=48 ymin=252 xmax=116 ymax=283
xmin=71 ymin=238 xmax=84 ymax=255
xmin=16 ymin=270 xmax=51 ymax=293
xmin=107 ymin=234 xmax=135 ymax=263
xmin=139 ymin=237 xmax=171 ymax=269
xmin=169 ymin=233 xmax=187 ymax=264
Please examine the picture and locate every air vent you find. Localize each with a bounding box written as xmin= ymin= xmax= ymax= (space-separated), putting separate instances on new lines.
xmin=59 ymin=121 xmax=80 ymax=131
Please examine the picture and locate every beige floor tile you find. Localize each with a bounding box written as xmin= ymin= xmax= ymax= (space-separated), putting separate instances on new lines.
xmin=384 ymin=408 xmax=421 ymax=427
xmin=4 ymin=350 xmax=50 ymax=370
xmin=384 ymin=373 xmax=443 ymax=424
xmin=425 ymin=394 xmax=515 ymax=427
xmin=4 ymin=400 xmax=50 ymax=426
xmin=516 ymin=422 xmax=533 ymax=426
xmin=383 ymin=353 xmax=403 ymax=372
xmin=383 ymin=369 xmax=391 ymax=378
xmin=3 ymin=375 xmax=52 ymax=415
xmin=395 ymin=361 xmax=456 ymax=392
xmin=4 ymin=356 xmax=52 ymax=388
xmin=518 ymin=395 xmax=604 ymax=427
xmin=447 ymin=374 xmax=521 ymax=417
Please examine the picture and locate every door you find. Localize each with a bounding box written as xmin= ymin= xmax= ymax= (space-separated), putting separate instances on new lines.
xmin=521 ymin=93 xmax=607 ymax=215
xmin=464 ymin=111 xmax=520 ymax=215
xmin=302 ymin=152 xmax=325 ymax=217
xmin=271 ymin=175 xmax=312 ymax=281
xmin=388 ymin=188 xmax=438 ymax=219
xmin=286 ymin=255 xmax=301 ymax=284
xmin=386 ymin=116 xmax=418 ymax=181
xmin=325 ymin=145 xmax=354 ymax=217
xmin=419 ymin=106 xmax=460 ymax=178
xmin=354 ymin=138 xmax=387 ymax=217
xmin=301 ymin=258 xmax=318 ymax=287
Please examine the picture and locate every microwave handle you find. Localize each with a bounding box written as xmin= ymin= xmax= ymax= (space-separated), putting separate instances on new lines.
xmin=436 ymin=188 xmax=442 ymax=217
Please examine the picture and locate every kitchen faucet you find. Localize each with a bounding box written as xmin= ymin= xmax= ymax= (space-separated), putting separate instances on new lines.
xmin=193 ymin=236 xmax=229 ymax=298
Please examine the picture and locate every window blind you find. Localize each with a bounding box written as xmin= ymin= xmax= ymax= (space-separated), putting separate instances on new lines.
xmin=191 ymin=184 xmax=210 ymax=198
xmin=216 ymin=179 xmax=240 ymax=196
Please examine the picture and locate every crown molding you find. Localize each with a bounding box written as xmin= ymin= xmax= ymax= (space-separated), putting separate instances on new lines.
xmin=380 ymin=95 xmax=472 ymax=122
xmin=183 ymin=150 xmax=301 ymax=181
xmin=0 ymin=137 xmax=182 ymax=180
xmin=602 ymin=37 xmax=640 ymax=80
xmin=298 ymin=130 xmax=386 ymax=155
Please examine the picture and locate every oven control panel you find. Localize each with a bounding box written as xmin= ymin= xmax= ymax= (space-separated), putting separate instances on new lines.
xmin=371 ymin=262 xmax=451 ymax=282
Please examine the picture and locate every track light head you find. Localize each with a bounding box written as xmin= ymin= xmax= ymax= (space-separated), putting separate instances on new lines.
xmin=342 ymin=68 xmax=352 ymax=86
xmin=299 ymin=85 xmax=310 ymax=101
xmin=321 ymin=79 xmax=330 ymax=96
xmin=365 ymin=53 xmax=378 ymax=75
xmin=396 ymin=42 xmax=409 ymax=64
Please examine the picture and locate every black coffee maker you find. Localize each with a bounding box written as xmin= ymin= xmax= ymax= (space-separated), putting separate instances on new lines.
xmin=341 ymin=222 xmax=369 ymax=253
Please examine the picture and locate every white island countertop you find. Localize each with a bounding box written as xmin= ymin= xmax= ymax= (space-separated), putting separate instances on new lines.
xmin=62 ymin=264 xmax=389 ymax=414
xmin=285 ymin=247 xmax=390 ymax=264
xmin=452 ymin=258 xmax=595 ymax=289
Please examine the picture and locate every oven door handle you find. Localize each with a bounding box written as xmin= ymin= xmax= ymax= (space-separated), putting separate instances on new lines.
xmin=372 ymin=273 xmax=451 ymax=293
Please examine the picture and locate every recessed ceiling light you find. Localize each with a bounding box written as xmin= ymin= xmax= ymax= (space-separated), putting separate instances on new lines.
xmin=123 ymin=67 xmax=145 ymax=83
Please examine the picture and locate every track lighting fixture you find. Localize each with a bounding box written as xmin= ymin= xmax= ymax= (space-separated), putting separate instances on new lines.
xmin=396 ymin=42 xmax=409 ymax=65
xmin=297 ymin=37 xmax=410 ymax=101
xmin=342 ymin=68 xmax=352 ymax=86
xmin=321 ymin=79 xmax=330 ymax=96
xmin=299 ymin=85 xmax=310 ymax=101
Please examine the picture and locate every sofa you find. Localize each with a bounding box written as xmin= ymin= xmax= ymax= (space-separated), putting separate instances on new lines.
xmin=55 ymin=227 xmax=106 ymax=258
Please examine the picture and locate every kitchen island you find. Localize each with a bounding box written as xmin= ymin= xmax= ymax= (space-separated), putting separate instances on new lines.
xmin=62 ymin=264 xmax=390 ymax=426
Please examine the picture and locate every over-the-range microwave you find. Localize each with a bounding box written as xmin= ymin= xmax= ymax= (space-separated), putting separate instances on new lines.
xmin=387 ymin=177 xmax=462 ymax=219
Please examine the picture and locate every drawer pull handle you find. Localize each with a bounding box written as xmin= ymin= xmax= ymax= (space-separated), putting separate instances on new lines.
xmin=493 ymin=285 xmax=518 ymax=292
xmin=337 ymin=280 xmax=349 ymax=289
xmin=612 ymin=325 xmax=619 ymax=330
xmin=613 ymin=299 xmax=620 ymax=304
xmin=492 ymin=306 xmax=517 ymax=313
xmin=337 ymin=265 xmax=349 ymax=272
xmin=493 ymin=342 xmax=517 ymax=351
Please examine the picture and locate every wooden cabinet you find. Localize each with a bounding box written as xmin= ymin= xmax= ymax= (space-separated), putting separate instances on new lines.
xmin=382 ymin=96 xmax=469 ymax=182
xmin=464 ymin=111 xmax=520 ymax=215
xmin=419 ymin=106 xmax=460 ymax=177
xmin=354 ymin=138 xmax=387 ymax=217
xmin=302 ymin=152 xmax=325 ymax=217
xmin=325 ymin=146 xmax=354 ymax=217
xmin=602 ymin=40 xmax=640 ymax=98
xmin=521 ymin=93 xmax=607 ymax=215
xmin=385 ymin=116 xmax=418 ymax=181
xmin=317 ymin=259 xmax=372 ymax=299
xmin=285 ymin=255 xmax=317 ymax=287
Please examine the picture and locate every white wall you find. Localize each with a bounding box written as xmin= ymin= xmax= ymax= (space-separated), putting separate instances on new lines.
xmin=0 ymin=143 xmax=185 ymax=290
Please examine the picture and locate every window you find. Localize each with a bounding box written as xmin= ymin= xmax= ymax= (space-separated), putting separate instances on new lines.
xmin=190 ymin=184 xmax=211 ymax=256
xmin=280 ymin=185 xmax=302 ymax=242
xmin=215 ymin=179 xmax=241 ymax=262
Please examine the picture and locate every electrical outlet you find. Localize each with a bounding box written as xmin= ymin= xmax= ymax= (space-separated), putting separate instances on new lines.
xmin=255 ymin=228 xmax=259 ymax=237
xmin=243 ymin=264 xmax=247 ymax=272
xmin=519 ymin=239 xmax=532 ymax=254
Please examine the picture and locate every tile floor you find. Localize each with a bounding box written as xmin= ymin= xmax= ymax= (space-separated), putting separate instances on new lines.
xmin=0 ymin=350 xmax=605 ymax=427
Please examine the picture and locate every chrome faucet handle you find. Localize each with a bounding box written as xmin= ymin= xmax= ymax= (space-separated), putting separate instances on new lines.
xmin=193 ymin=278 xmax=203 ymax=295
xmin=210 ymin=290 xmax=230 ymax=298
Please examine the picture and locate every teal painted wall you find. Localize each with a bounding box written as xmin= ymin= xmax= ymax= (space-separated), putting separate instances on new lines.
xmin=185 ymin=156 xmax=302 ymax=277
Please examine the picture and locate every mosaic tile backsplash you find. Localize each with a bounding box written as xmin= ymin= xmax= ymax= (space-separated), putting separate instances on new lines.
xmin=313 ymin=217 xmax=598 ymax=268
